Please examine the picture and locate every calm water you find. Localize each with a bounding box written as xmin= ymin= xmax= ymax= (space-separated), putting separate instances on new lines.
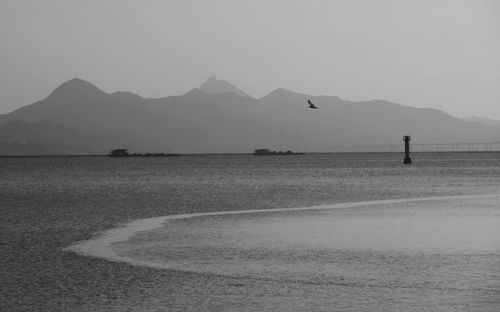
xmin=1 ymin=153 xmax=500 ymax=311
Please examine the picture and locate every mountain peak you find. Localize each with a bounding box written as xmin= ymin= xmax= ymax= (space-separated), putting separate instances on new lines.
xmin=259 ymin=88 xmax=309 ymax=103
xmin=200 ymin=76 xmax=252 ymax=98
xmin=47 ymin=78 xmax=106 ymax=100
xmin=183 ymin=88 xmax=210 ymax=98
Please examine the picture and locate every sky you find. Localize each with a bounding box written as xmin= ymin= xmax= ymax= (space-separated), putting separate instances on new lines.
xmin=1 ymin=0 xmax=499 ymax=118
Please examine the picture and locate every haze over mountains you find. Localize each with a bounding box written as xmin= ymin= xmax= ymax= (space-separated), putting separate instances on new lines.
xmin=462 ymin=116 xmax=500 ymax=129
xmin=1 ymin=77 xmax=500 ymax=155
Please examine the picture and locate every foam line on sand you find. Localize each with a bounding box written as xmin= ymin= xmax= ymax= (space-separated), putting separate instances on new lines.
xmin=64 ymin=194 xmax=499 ymax=269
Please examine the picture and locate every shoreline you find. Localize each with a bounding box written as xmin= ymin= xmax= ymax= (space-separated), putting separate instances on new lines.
xmin=64 ymin=194 xmax=500 ymax=270
xmin=3 ymin=150 xmax=500 ymax=158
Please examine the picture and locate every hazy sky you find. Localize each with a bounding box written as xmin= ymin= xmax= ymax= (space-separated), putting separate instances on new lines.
xmin=1 ymin=0 xmax=499 ymax=118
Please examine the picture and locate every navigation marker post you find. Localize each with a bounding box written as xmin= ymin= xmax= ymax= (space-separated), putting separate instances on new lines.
xmin=403 ymin=135 xmax=412 ymax=164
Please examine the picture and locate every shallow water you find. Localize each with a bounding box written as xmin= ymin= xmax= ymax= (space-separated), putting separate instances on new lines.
xmin=2 ymin=153 xmax=500 ymax=311
xmin=103 ymin=195 xmax=500 ymax=310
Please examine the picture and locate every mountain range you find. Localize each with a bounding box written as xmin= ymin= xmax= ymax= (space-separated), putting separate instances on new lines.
xmin=1 ymin=76 xmax=500 ymax=155
xmin=462 ymin=116 xmax=500 ymax=129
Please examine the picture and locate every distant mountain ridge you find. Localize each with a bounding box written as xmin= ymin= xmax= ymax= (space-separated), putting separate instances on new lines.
xmin=200 ymin=76 xmax=252 ymax=98
xmin=0 ymin=121 xmax=132 ymax=154
xmin=1 ymin=77 xmax=499 ymax=155
xmin=462 ymin=116 xmax=500 ymax=129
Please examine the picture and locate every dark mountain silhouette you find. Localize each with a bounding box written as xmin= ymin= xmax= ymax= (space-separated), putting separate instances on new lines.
xmin=258 ymin=88 xmax=500 ymax=145
xmin=0 ymin=121 xmax=136 ymax=154
xmin=0 ymin=141 xmax=58 ymax=156
xmin=1 ymin=77 xmax=500 ymax=154
xmin=200 ymin=76 xmax=252 ymax=98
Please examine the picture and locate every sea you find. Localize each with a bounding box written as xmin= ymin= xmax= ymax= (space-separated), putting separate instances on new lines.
xmin=1 ymin=152 xmax=500 ymax=311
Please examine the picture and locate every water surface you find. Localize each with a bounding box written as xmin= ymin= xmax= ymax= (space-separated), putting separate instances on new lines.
xmin=2 ymin=153 xmax=500 ymax=311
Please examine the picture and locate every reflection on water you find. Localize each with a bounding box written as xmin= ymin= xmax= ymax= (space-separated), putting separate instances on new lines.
xmin=113 ymin=196 xmax=500 ymax=299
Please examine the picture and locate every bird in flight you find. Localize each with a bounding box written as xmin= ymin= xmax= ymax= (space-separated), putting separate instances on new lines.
xmin=308 ymin=99 xmax=318 ymax=109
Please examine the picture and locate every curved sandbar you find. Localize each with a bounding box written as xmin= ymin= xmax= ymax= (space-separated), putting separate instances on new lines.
xmin=64 ymin=194 xmax=500 ymax=270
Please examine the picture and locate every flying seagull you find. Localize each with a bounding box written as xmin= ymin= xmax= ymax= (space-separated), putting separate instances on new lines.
xmin=308 ymin=99 xmax=318 ymax=109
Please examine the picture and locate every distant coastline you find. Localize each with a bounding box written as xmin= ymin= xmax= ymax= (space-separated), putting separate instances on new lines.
xmin=253 ymin=148 xmax=305 ymax=156
xmin=1 ymin=150 xmax=500 ymax=158
xmin=108 ymin=149 xmax=180 ymax=158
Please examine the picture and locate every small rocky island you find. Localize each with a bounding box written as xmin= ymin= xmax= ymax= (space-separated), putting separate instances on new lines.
xmin=108 ymin=149 xmax=180 ymax=157
xmin=253 ymin=149 xmax=304 ymax=156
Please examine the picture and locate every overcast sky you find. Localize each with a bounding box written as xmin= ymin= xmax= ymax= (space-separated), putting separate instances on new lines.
xmin=1 ymin=0 xmax=499 ymax=118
